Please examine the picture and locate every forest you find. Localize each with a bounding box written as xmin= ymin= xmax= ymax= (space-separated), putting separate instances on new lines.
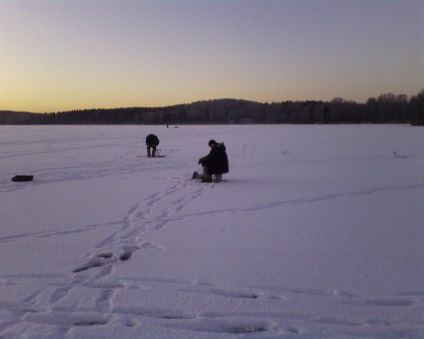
xmin=1 ymin=90 xmax=423 ymax=125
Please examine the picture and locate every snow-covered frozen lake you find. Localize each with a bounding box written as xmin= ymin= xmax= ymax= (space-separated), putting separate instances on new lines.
xmin=0 ymin=124 xmax=423 ymax=338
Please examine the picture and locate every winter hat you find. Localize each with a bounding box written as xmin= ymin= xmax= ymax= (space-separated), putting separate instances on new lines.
xmin=208 ymin=139 xmax=217 ymax=146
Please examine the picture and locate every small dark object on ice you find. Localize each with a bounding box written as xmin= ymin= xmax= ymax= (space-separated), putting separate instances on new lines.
xmin=12 ymin=175 xmax=33 ymax=182
xmin=192 ymin=171 xmax=199 ymax=179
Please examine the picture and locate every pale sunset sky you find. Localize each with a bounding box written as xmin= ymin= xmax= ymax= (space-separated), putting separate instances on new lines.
xmin=1 ymin=0 xmax=423 ymax=113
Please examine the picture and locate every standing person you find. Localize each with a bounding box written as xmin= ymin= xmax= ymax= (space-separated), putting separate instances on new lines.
xmin=193 ymin=139 xmax=229 ymax=182
xmin=145 ymin=134 xmax=159 ymax=157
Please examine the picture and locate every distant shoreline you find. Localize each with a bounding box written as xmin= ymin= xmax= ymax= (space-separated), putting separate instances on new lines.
xmin=1 ymin=91 xmax=423 ymax=126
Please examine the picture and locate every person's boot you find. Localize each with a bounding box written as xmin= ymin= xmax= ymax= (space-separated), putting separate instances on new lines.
xmin=201 ymin=175 xmax=212 ymax=183
xmin=192 ymin=171 xmax=199 ymax=179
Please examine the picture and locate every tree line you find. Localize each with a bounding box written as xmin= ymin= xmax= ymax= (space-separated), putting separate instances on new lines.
xmin=1 ymin=90 xmax=423 ymax=125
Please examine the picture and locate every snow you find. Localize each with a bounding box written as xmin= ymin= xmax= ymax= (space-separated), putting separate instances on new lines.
xmin=0 ymin=124 xmax=423 ymax=338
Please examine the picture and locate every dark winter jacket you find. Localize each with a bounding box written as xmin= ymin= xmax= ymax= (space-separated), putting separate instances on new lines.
xmin=146 ymin=134 xmax=159 ymax=146
xmin=199 ymin=143 xmax=229 ymax=175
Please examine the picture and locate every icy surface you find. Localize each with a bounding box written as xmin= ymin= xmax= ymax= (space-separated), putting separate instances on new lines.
xmin=0 ymin=124 xmax=423 ymax=338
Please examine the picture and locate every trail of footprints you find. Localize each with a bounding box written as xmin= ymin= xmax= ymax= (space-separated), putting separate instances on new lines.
xmin=1 ymin=177 xmax=422 ymax=337
xmin=73 ymin=179 xmax=206 ymax=275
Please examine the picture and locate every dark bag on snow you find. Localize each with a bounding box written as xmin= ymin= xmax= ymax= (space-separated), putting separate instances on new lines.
xmin=12 ymin=175 xmax=34 ymax=182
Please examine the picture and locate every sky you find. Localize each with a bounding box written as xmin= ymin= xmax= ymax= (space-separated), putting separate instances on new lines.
xmin=1 ymin=0 xmax=423 ymax=113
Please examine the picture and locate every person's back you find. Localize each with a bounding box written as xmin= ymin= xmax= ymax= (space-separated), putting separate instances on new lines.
xmin=146 ymin=134 xmax=159 ymax=146
xmin=207 ymin=143 xmax=229 ymax=175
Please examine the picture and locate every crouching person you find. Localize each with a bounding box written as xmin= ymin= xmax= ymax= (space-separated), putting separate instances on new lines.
xmin=193 ymin=139 xmax=229 ymax=182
